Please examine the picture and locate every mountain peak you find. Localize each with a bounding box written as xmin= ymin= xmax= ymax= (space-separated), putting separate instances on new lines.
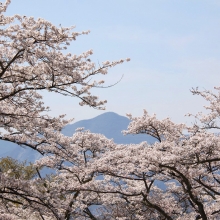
xmin=62 ymin=112 xmax=155 ymax=144
xmin=76 ymin=112 xmax=127 ymax=123
xmin=0 ymin=112 xmax=156 ymax=162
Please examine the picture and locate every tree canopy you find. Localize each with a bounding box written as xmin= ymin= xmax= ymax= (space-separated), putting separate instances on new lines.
xmin=0 ymin=1 xmax=220 ymax=220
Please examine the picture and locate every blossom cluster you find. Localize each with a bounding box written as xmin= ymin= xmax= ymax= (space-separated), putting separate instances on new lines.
xmin=1 ymin=0 xmax=220 ymax=219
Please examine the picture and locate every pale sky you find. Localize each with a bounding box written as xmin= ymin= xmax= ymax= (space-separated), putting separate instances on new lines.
xmin=5 ymin=0 xmax=220 ymax=123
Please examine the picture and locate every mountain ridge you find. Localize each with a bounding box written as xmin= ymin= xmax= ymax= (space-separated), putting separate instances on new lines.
xmin=0 ymin=112 xmax=155 ymax=162
xmin=62 ymin=112 xmax=155 ymax=144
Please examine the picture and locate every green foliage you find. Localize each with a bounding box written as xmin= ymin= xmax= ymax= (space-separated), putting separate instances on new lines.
xmin=0 ymin=157 xmax=37 ymax=180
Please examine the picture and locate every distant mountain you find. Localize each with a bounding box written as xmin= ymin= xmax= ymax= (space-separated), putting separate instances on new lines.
xmin=0 ymin=112 xmax=156 ymax=162
xmin=62 ymin=112 xmax=155 ymax=144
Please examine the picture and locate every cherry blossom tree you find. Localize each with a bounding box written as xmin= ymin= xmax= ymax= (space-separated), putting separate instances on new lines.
xmin=0 ymin=0 xmax=129 ymax=154
xmin=0 ymin=0 xmax=129 ymax=219
xmin=1 ymin=0 xmax=220 ymax=219
xmin=28 ymin=87 xmax=220 ymax=220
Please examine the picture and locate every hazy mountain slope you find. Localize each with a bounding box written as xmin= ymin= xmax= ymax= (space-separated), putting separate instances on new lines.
xmin=0 ymin=112 xmax=155 ymax=162
xmin=62 ymin=112 xmax=155 ymax=144
xmin=0 ymin=140 xmax=42 ymax=162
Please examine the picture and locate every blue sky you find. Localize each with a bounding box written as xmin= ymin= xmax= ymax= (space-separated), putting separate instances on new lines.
xmin=6 ymin=0 xmax=220 ymax=123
